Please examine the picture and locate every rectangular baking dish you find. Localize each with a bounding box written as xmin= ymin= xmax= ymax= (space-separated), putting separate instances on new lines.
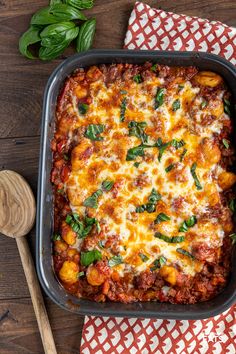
xmin=36 ymin=49 xmax=236 ymax=319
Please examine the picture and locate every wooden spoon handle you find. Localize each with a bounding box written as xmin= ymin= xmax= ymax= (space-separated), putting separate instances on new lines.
xmin=16 ymin=237 xmax=57 ymax=354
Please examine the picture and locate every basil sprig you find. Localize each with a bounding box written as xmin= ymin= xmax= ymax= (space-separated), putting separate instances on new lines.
xmin=136 ymin=188 xmax=161 ymax=213
xmin=108 ymin=255 xmax=123 ymax=267
xmin=190 ymin=163 xmax=202 ymax=190
xmin=19 ymin=2 xmax=95 ymax=61
xmin=85 ymin=124 xmax=105 ymax=140
xmin=150 ymin=256 xmax=166 ymax=271
xmin=80 ymin=249 xmax=102 ymax=266
xmin=155 ymin=232 xmax=185 ymax=243
xmin=179 ymin=215 xmax=197 ymax=232
xmin=154 ymin=213 xmax=171 ymax=224
xmin=176 ymin=248 xmax=195 ymax=259
xmin=155 ymin=88 xmax=164 ymax=109
xmin=128 ymin=121 xmax=148 ymax=143
xmin=76 ymin=18 xmax=96 ymax=52
xmin=66 ymin=213 xmax=101 ymax=237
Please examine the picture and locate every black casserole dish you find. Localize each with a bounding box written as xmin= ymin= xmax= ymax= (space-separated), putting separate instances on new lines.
xmin=36 ymin=50 xmax=236 ymax=319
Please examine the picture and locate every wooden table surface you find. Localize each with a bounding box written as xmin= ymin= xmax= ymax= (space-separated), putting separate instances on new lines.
xmin=0 ymin=1 xmax=235 ymax=353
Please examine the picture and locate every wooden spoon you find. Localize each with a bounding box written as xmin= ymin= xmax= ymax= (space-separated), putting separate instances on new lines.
xmin=0 ymin=170 xmax=57 ymax=354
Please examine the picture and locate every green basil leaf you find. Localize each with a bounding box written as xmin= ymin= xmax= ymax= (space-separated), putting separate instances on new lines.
xmin=19 ymin=26 xmax=41 ymax=59
xmin=171 ymin=139 xmax=185 ymax=149
xmin=200 ymin=99 xmax=208 ymax=109
xmin=83 ymin=189 xmax=103 ymax=208
xmin=85 ymin=124 xmax=105 ymax=140
xmin=229 ymin=233 xmax=236 ymax=245
xmin=224 ymin=98 xmax=231 ymax=116
xmin=154 ymin=213 xmax=171 ymax=224
xmin=146 ymin=203 xmax=156 ymax=213
xmin=229 ymin=199 xmax=236 ymax=212
xmin=40 ymin=21 xmax=75 ymax=38
xmin=176 ymin=248 xmax=195 ymax=259
xmin=53 ymin=233 xmax=61 ymax=241
xmin=31 ymin=7 xmax=61 ymax=25
xmin=120 ymin=90 xmax=127 ymax=95
xmin=120 ymin=97 xmax=127 ymax=122
xmin=155 ymin=88 xmax=164 ymax=109
xmin=134 ymin=162 xmax=140 ymax=168
xmin=78 ymin=102 xmax=89 ymax=115
xmin=66 ymin=214 xmax=73 ymax=223
xmin=155 ymin=232 xmax=185 ymax=243
xmin=128 ymin=121 xmax=148 ymax=143
xmin=179 ymin=222 xmax=188 ymax=233
xmin=49 ymin=3 xmax=87 ymax=21
xmin=50 ymin=0 xmax=62 ymax=4
xmin=139 ymin=253 xmax=149 ymax=262
xmin=148 ymin=188 xmax=161 ymax=204
xmin=172 ymin=99 xmax=181 ymax=111
xmin=165 ymin=163 xmax=174 ymax=173
xmin=180 ymin=148 xmax=187 ymax=162
xmin=133 ymin=74 xmax=142 ymax=83
xmin=65 ymin=0 xmax=94 ymax=9
xmin=222 ymin=139 xmax=229 ymax=149
xmin=102 ymin=180 xmax=114 ymax=191
xmin=108 ymin=255 xmax=123 ymax=267
xmin=190 ymin=163 xmax=202 ymax=190
xmin=150 ymin=256 xmax=166 ymax=271
xmin=151 ymin=64 xmax=158 ymax=72
xmin=136 ymin=189 xmax=161 ymax=214
xmin=81 ymin=249 xmax=102 ymax=266
xmin=76 ymin=18 xmax=96 ymax=52
xmin=178 ymin=84 xmax=184 ymax=91
xmin=136 ymin=205 xmax=146 ymax=213
xmin=126 ymin=144 xmax=145 ymax=161
xmin=78 ymin=271 xmax=85 ymax=277
xmin=179 ymin=215 xmax=197 ymax=232
xmin=98 ymin=240 xmax=105 ymax=249
xmin=156 ymin=139 xmax=171 ymax=162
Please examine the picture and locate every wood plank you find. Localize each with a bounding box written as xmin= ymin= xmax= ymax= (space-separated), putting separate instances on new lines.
xmin=0 ymin=297 xmax=84 ymax=354
xmin=0 ymin=0 xmax=235 ymax=138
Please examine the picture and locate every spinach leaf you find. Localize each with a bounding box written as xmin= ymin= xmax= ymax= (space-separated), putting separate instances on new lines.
xmin=85 ymin=124 xmax=105 ymax=140
xmin=128 ymin=121 xmax=148 ymax=143
xmin=190 ymin=163 xmax=202 ymax=190
xmin=80 ymin=249 xmax=102 ymax=266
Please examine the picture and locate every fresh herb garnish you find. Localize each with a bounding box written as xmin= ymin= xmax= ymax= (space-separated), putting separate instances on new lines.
xmin=134 ymin=162 xmax=140 ymax=168
xmin=98 ymin=240 xmax=105 ymax=249
xmin=53 ymin=233 xmax=61 ymax=241
xmin=165 ymin=163 xmax=174 ymax=173
xmin=80 ymin=249 xmax=102 ymax=266
xmin=83 ymin=189 xmax=103 ymax=208
xmin=151 ymin=64 xmax=158 ymax=72
xmin=176 ymin=248 xmax=195 ymax=259
xmin=200 ymin=100 xmax=208 ymax=109
xmin=156 ymin=138 xmax=171 ymax=161
xmin=85 ymin=124 xmax=105 ymax=141
xmin=190 ymin=163 xmax=202 ymax=190
xmin=224 ymin=98 xmax=231 ymax=116
xmin=229 ymin=233 xmax=236 ymax=245
xmin=150 ymin=256 xmax=166 ymax=271
xmin=136 ymin=188 xmax=161 ymax=214
xmin=101 ymin=180 xmax=114 ymax=191
xmin=120 ymin=97 xmax=127 ymax=122
xmin=133 ymin=74 xmax=142 ymax=83
xmin=63 ymin=153 xmax=69 ymax=161
xmin=155 ymin=88 xmax=165 ymax=109
xmin=66 ymin=213 xmax=100 ymax=238
xmin=128 ymin=121 xmax=148 ymax=143
xmin=180 ymin=148 xmax=187 ymax=162
xmin=171 ymin=139 xmax=185 ymax=149
xmin=178 ymin=84 xmax=184 ymax=91
xmin=57 ymin=188 xmax=64 ymax=194
xmin=120 ymin=90 xmax=127 ymax=95
xmin=78 ymin=271 xmax=85 ymax=277
xmin=155 ymin=232 xmax=185 ymax=243
xmin=179 ymin=215 xmax=197 ymax=232
xmin=222 ymin=139 xmax=229 ymax=149
xmin=108 ymin=255 xmax=123 ymax=267
xmin=154 ymin=213 xmax=171 ymax=224
xmin=229 ymin=199 xmax=236 ymax=212
xmin=172 ymin=99 xmax=181 ymax=111
xmin=139 ymin=253 xmax=149 ymax=262
xmin=78 ymin=102 xmax=89 ymax=115
xmin=126 ymin=144 xmax=147 ymax=161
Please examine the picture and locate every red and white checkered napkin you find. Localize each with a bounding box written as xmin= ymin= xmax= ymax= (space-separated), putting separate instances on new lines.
xmin=124 ymin=1 xmax=236 ymax=65
xmin=81 ymin=3 xmax=236 ymax=353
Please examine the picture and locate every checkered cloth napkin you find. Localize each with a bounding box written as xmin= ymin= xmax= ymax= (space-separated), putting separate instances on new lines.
xmin=81 ymin=2 xmax=236 ymax=353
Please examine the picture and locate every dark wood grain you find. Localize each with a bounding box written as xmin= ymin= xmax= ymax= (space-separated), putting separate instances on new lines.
xmin=0 ymin=1 xmax=235 ymax=353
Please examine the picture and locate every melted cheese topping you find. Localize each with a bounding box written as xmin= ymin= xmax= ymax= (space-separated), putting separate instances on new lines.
xmin=64 ymin=69 xmax=231 ymax=278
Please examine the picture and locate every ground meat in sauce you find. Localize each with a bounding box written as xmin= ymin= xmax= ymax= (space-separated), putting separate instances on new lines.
xmin=52 ymin=62 xmax=234 ymax=304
